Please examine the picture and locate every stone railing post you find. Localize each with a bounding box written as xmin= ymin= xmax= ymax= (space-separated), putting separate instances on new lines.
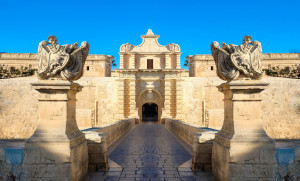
xmin=84 ymin=131 xmax=108 ymax=172
xmin=212 ymin=80 xmax=277 ymax=180
xmin=192 ymin=130 xmax=217 ymax=172
xmin=23 ymin=81 xmax=88 ymax=180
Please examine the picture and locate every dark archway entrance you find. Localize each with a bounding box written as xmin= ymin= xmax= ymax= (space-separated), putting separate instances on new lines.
xmin=142 ymin=103 xmax=158 ymax=122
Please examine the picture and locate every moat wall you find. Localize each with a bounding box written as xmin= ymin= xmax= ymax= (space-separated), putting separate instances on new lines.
xmin=0 ymin=76 xmax=299 ymax=139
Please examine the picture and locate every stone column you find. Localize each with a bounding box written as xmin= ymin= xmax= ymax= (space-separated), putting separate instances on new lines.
xmin=23 ymin=81 xmax=88 ymax=181
xmin=212 ymin=80 xmax=277 ymax=181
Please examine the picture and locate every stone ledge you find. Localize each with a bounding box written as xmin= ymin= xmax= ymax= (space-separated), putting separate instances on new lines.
xmin=82 ymin=118 xmax=136 ymax=172
xmin=164 ymin=118 xmax=218 ymax=172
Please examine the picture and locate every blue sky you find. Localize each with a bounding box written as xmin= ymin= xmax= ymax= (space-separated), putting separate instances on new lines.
xmin=0 ymin=0 xmax=299 ymax=69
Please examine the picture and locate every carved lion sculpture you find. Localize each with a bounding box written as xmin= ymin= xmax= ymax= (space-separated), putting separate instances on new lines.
xmin=211 ymin=35 xmax=263 ymax=81
xmin=37 ymin=35 xmax=89 ymax=81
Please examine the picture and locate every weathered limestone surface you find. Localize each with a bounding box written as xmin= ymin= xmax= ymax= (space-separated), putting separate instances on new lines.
xmin=1 ymin=77 xmax=299 ymax=139
xmin=22 ymin=81 xmax=88 ymax=181
xmin=0 ymin=77 xmax=299 ymax=139
xmin=36 ymin=35 xmax=89 ymax=81
xmin=164 ymin=118 xmax=218 ymax=172
xmin=0 ymin=53 xmax=114 ymax=77
xmin=82 ymin=118 xmax=136 ymax=172
xmin=0 ymin=77 xmax=119 ymax=139
xmin=212 ymin=81 xmax=278 ymax=180
xmin=211 ymin=36 xmax=263 ymax=80
xmin=187 ymin=53 xmax=300 ymax=77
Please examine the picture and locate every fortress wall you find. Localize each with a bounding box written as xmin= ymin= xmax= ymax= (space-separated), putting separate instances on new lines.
xmin=1 ymin=76 xmax=299 ymax=139
xmin=0 ymin=77 xmax=38 ymax=139
xmin=0 ymin=77 xmax=118 ymax=139
xmin=181 ymin=78 xmax=205 ymax=126
xmin=182 ymin=77 xmax=300 ymax=139
xmin=188 ymin=53 xmax=300 ymax=77
xmin=0 ymin=53 xmax=112 ymax=77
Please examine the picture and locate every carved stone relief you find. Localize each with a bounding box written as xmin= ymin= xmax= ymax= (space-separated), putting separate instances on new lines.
xmin=211 ymin=35 xmax=263 ymax=81
xmin=37 ymin=35 xmax=89 ymax=81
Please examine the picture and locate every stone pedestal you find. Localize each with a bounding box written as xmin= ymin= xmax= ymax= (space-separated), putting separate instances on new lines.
xmin=23 ymin=81 xmax=88 ymax=181
xmin=212 ymin=80 xmax=277 ymax=181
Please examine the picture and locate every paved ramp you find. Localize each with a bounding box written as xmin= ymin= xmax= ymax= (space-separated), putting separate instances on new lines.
xmin=89 ymin=123 xmax=212 ymax=181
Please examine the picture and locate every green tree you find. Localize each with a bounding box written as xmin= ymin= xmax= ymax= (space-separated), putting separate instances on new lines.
xmin=111 ymin=59 xmax=117 ymax=67
xmin=183 ymin=59 xmax=189 ymax=67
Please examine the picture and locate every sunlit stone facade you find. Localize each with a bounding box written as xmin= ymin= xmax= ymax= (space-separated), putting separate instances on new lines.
xmin=114 ymin=29 xmax=187 ymax=123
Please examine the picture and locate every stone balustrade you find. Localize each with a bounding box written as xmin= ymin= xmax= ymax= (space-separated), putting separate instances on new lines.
xmin=0 ymin=118 xmax=136 ymax=179
xmin=82 ymin=118 xmax=136 ymax=172
xmin=164 ymin=118 xmax=218 ymax=171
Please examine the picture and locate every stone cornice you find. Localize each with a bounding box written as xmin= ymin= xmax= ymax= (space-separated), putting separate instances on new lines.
xmin=187 ymin=53 xmax=300 ymax=63
xmin=0 ymin=53 xmax=114 ymax=62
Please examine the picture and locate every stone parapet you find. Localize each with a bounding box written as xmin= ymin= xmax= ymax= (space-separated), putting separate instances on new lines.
xmin=164 ymin=118 xmax=218 ymax=171
xmin=187 ymin=53 xmax=300 ymax=77
xmin=82 ymin=118 xmax=136 ymax=172
xmin=0 ymin=53 xmax=113 ymax=77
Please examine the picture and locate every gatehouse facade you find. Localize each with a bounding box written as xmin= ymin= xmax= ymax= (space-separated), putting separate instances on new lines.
xmin=114 ymin=29 xmax=186 ymax=123
xmin=0 ymin=30 xmax=300 ymax=180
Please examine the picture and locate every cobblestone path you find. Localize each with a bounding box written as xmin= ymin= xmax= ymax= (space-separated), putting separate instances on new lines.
xmin=88 ymin=123 xmax=212 ymax=181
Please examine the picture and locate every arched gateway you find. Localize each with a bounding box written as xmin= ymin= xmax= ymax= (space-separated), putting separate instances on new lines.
xmin=114 ymin=29 xmax=185 ymax=123
xmin=142 ymin=103 xmax=158 ymax=122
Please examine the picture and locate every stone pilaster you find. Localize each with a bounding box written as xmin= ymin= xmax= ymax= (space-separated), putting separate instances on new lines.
xmin=129 ymin=54 xmax=135 ymax=69
xmin=162 ymin=79 xmax=171 ymax=118
xmin=119 ymin=53 xmax=124 ymax=69
xmin=175 ymin=79 xmax=183 ymax=120
xmin=117 ymin=79 xmax=125 ymax=119
xmin=165 ymin=54 xmax=171 ymax=69
xmin=176 ymin=53 xmax=181 ymax=69
xmin=23 ymin=81 xmax=88 ymax=181
xmin=212 ymin=80 xmax=277 ymax=181
xmin=129 ymin=79 xmax=138 ymax=118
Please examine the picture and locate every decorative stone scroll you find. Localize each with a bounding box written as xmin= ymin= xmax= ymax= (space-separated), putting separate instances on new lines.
xmin=37 ymin=35 xmax=89 ymax=81
xmin=211 ymin=35 xmax=263 ymax=81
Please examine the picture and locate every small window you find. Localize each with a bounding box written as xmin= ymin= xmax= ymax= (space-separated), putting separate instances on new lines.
xmin=211 ymin=66 xmax=214 ymax=71
xmin=147 ymin=59 xmax=153 ymax=69
xmin=87 ymin=66 xmax=89 ymax=71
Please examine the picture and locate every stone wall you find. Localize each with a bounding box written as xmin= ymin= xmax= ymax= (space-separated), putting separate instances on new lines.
xmin=181 ymin=77 xmax=300 ymax=139
xmin=164 ymin=118 xmax=218 ymax=171
xmin=0 ymin=53 xmax=113 ymax=77
xmin=1 ymin=76 xmax=299 ymax=139
xmin=187 ymin=53 xmax=300 ymax=77
xmin=0 ymin=77 xmax=119 ymax=139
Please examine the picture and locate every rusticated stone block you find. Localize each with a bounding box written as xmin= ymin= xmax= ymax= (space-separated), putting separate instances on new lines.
xmin=193 ymin=143 xmax=212 ymax=153
xmin=89 ymin=153 xmax=108 ymax=164
xmin=23 ymin=163 xmax=71 ymax=178
xmin=244 ymin=164 xmax=277 ymax=178
xmin=193 ymin=153 xmax=211 ymax=164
